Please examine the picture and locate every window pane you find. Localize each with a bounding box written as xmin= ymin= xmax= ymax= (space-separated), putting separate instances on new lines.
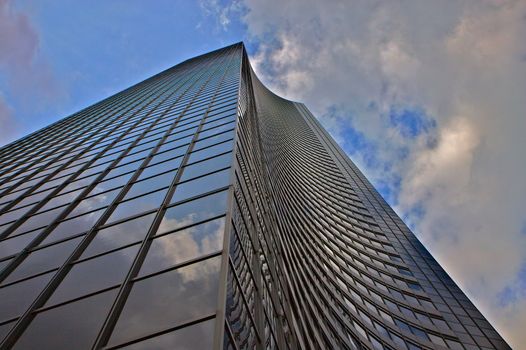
xmin=67 ymin=188 xmax=120 ymax=218
xmin=90 ymin=173 xmax=133 ymax=195
xmin=138 ymin=156 xmax=182 ymax=181
xmin=157 ymin=190 xmax=228 ymax=235
xmin=140 ymin=217 xmax=225 ymax=276
xmin=12 ymin=289 xmax=118 ymax=350
xmin=38 ymin=189 xmax=83 ymax=213
xmin=47 ymin=246 xmax=139 ymax=306
xmin=0 ymin=321 xmax=15 ymax=343
xmin=0 ymin=272 xmax=53 ymax=322
xmin=180 ymin=152 xmax=232 ymax=182
xmin=10 ymin=206 xmax=66 ymax=236
xmin=5 ymin=237 xmax=82 ymax=284
xmin=108 ymin=256 xmax=221 ymax=346
xmin=0 ymin=230 xmax=40 ymax=260
xmin=186 ymin=141 xmax=233 ymax=164
xmin=107 ymin=188 xmax=168 ymax=224
xmin=82 ymin=213 xmax=156 ymax=258
xmin=121 ymin=318 xmax=215 ymax=350
xmin=40 ymin=208 xmax=106 ymax=246
xmin=123 ymin=172 xmax=174 ymax=201
xmin=170 ymin=169 xmax=230 ymax=204
xmin=193 ymin=130 xmax=234 ymax=151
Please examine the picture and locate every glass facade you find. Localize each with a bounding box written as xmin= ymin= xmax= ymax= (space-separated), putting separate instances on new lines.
xmin=0 ymin=43 xmax=509 ymax=349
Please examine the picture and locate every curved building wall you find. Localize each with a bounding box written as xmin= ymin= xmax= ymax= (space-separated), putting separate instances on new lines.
xmin=223 ymin=45 xmax=510 ymax=350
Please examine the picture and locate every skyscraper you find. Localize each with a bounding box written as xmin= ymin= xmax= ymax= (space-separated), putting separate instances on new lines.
xmin=0 ymin=43 xmax=509 ymax=349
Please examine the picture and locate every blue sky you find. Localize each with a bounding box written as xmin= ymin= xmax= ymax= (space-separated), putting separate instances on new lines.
xmin=0 ymin=0 xmax=249 ymax=141
xmin=1 ymin=0 xmax=525 ymax=347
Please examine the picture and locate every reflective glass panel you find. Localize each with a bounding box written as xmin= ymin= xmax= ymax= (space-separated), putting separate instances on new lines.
xmin=0 ymin=230 xmax=40 ymax=260
xmin=40 ymin=208 xmax=106 ymax=246
xmin=121 ymin=318 xmax=215 ymax=350
xmin=140 ymin=217 xmax=224 ymax=276
xmin=47 ymin=246 xmax=139 ymax=306
xmin=0 ymin=272 xmax=53 ymax=322
xmin=107 ymin=188 xmax=167 ymax=224
xmin=157 ymin=190 xmax=228 ymax=235
xmin=180 ymin=153 xmax=232 ymax=182
xmin=170 ymin=169 xmax=230 ymax=204
xmin=82 ymin=213 xmax=156 ymax=258
xmin=123 ymin=172 xmax=174 ymax=201
xmin=108 ymin=256 xmax=221 ymax=346
xmin=67 ymin=188 xmax=120 ymax=218
xmin=4 ymin=237 xmax=82 ymax=284
xmin=12 ymin=289 xmax=118 ymax=350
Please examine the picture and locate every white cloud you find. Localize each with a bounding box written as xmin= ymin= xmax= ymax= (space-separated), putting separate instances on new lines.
xmin=236 ymin=0 xmax=526 ymax=347
xmin=198 ymin=0 xmax=243 ymax=31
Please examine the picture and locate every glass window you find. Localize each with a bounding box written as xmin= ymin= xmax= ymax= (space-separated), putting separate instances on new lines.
xmin=202 ymin=115 xmax=236 ymax=130
xmin=105 ymin=159 xmax=142 ymax=179
xmin=157 ymin=190 xmax=228 ymax=236
xmin=107 ymin=188 xmax=167 ymax=224
xmin=138 ymin=157 xmax=182 ymax=181
xmin=0 ymin=230 xmax=40 ymax=260
xmin=40 ymin=208 xmax=106 ymax=246
xmin=0 ymin=321 xmax=15 ymax=344
xmin=140 ymin=217 xmax=225 ymax=276
xmin=0 ymin=206 xmax=33 ymax=226
xmin=121 ymin=318 xmax=215 ymax=350
xmin=186 ymin=141 xmax=233 ymax=164
xmin=161 ymin=134 xmax=193 ymax=149
xmin=12 ymin=289 xmax=118 ymax=350
xmin=108 ymin=256 xmax=221 ymax=346
xmin=123 ymin=172 xmax=174 ymax=201
xmin=180 ymin=153 xmax=232 ymax=182
xmin=67 ymin=188 xmax=120 ymax=218
xmin=10 ymin=188 xmax=53 ymax=210
xmin=47 ymin=246 xmax=139 ymax=306
xmin=198 ymin=121 xmax=236 ymax=138
xmin=0 ymin=272 xmax=53 ymax=322
xmin=38 ymin=189 xmax=83 ymax=213
xmin=196 ymin=124 xmax=235 ymax=141
xmin=428 ymin=334 xmax=446 ymax=347
xmin=82 ymin=213 xmax=156 ymax=258
xmin=4 ymin=237 xmax=82 ymax=284
xmin=445 ymin=339 xmax=464 ymax=350
xmin=193 ymin=130 xmax=234 ymax=151
xmin=155 ymin=142 xmax=190 ymax=159
xmin=90 ymin=173 xmax=133 ymax=195
xmin=57 ymin=173 xmax=98 ymax=195
xmin=170 ymin=169 xmax=230 ymax=205
xmin=11 ymin=206 xmax=66 ymax=236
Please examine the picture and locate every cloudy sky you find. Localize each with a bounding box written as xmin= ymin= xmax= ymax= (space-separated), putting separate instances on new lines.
xmin=1 ymin=0 xmax=525 ymax=347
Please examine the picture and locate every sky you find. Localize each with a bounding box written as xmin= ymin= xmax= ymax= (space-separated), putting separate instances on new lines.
xmin=0 ymin=0 xmax=525 ymax=347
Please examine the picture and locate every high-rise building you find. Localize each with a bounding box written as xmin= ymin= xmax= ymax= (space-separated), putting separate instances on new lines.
xmin=0 ymin=43 xmax=509 ymax=350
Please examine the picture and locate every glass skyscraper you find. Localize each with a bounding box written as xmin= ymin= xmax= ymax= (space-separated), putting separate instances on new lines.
xmin=0 ymin=43 xmax=509 ymax=349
